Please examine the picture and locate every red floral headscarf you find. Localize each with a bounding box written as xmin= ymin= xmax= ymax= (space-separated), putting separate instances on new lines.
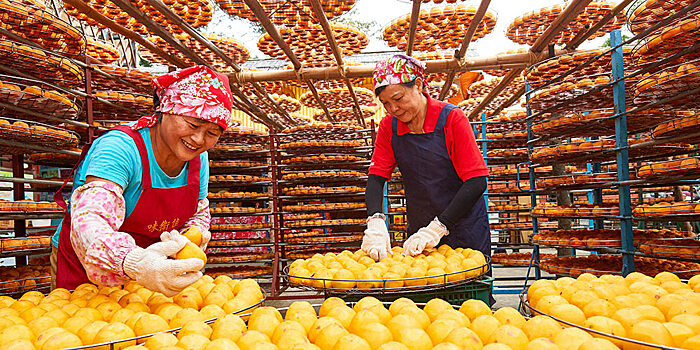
xmin=373 ymin=54 xmax=426 ymax=91
xmin=133 ymin=65 xmax=234 ymax=130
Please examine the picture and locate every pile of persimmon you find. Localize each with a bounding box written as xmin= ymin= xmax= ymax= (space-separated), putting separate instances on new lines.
xmin=507 ymin=1 xmax=625 ymax=46
xmin=637 ymin=157 xmax=700 ymax=177
xmin=526 ymin=48 xmax=633 ymax=89
xmin=652 ymin=111 xmax=700 ymax=141
xmin=383 ymin=5 xmax=496 ymax=51
xmin=532 ymin=228 xmax=692 ymax=248
xmin=142 ymin=33 xmax=248 ymax=69
xmin=258 ymin=24 xmax=367 ymax=62
xmin=216 ymin=0 xmax=355 ymax=26
xmin=532 ymin=204 xmax=620 ymax=217
xmin=633 ymin=201 xmax=700 ymax=217
xmin=281 ymin=170 xmax=363 ymax=181
xmin=538 ymin=255 xmax=700 ymax=280
xmin=299 ymin=87 xmax=374 ymax=110
xmin=288 ymin=245 xmax=487 ymax=290
xmin=492 ymin=252 xmax=555 ymax=266
xmin=527 ymin=271 xmax=700 ymax=349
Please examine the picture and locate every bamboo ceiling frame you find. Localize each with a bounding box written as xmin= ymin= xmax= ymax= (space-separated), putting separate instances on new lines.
xmin=308 ymin=0 xmax=365 ymax=126
xmin=109 ymin=0 xmax=287 ymax=129
xmin=484 ymin=0 xmax=634 ymax=119
xmin=466 ymin=0 xmax=595 ymax=120
xmin=405 ymin=0 xmax=421 ymax=56
xmin=243 ymin=0 xmax=336 ymax=123
xmin=62 ymin=0 xmax=638 ymax=128
xmin=438 ymin=0 xmax=492 ymax=101
xmin=144 ymin=0 xmax=296 ymax=127
xmin=64 ymin=0 xmax=286 ymax=129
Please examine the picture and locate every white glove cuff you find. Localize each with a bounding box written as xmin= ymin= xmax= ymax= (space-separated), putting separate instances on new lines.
xmin=123 ymin=247 xmax=146 ymax=279
xmin=367 ymin=213 xmax=386 ymax=222
xmin=433 ymin=217 xmax=448 ymax=234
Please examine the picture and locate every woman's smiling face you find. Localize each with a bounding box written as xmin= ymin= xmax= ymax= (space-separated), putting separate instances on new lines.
xmin=161 ymin=113 xmax=222 ymax=162
xmin=378 ymin=79 xmax=425 ymax=124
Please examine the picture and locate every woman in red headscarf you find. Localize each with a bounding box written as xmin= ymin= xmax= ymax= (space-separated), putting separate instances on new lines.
xmin=362 ymin=54 xmax=490 ymax=263
xmin=52 ymin=66 xmax=234 ymax=296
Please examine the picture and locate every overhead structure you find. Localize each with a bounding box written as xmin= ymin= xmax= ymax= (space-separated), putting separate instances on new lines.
xmin=438 ymin=0 xmax=492 ymax=100
xmin=384 ymin=2 xmax=497 ymax=53
xmin=506 ymin=0 xmax=626 ymax=46
xmin=468 ymin=0 xmax=598 ymax=120
xmin=308 ymin=0 xmax=367 ymax=126
xmin=243 ymin=0 xmax=351 ymax=123
xmin=487 ymin=0 xmax=635 ymax=117
xmin=216 ymin=0 xmax=356 ymax=27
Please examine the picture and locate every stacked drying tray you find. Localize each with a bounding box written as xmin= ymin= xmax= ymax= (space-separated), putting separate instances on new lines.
xmin=206 ymin=126 xmax=274 ymax=280
xmin=0 ymin=0 xmax=88 ymax=296
xmin=524 ymin=12 xmax=700 ymax=278
xmin=473 ymin=109 xmax=559 ymax=293
xmin=623 ymin=0 xmax=700 ymax=268
xmin=474 ymin=110 xmax=534 ymax=255
xmin=275 ymin=123 xmax=371 ymax=268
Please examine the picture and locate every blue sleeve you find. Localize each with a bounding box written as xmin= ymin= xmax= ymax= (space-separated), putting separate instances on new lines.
xmin=82 ymin=131 xmax=139 ymax=190
xmin=199 ymin=151 xmax=208 ymax=200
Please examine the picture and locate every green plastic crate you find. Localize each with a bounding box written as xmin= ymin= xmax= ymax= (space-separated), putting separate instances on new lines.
xmin=327 ymin=276 xmax=494 ymax=306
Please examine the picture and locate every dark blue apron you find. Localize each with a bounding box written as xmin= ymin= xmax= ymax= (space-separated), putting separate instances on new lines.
xmin=391 ymin=103 xmax=491 ymax=259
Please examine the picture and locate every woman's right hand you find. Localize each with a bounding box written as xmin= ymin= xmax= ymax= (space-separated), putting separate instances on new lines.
xmin=361 ymin=214 xmax=392 ymax=261
xmin=122 ymin=234 xmax=204 ymax=296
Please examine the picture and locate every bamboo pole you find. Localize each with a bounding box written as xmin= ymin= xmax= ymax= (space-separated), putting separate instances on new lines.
xmin=438 ymin=0 xmax=492 ymax=100
xmin=109 ymin=0 xmax=207 ymax=66
xmin=565 ymin=0 xmax=634 ymax=50
xmin=466 ymin=68 xmax=523 ymax=120
xmin=61 ymin=0 xmax=186 ymax=67
xmin=228 ymin=53 xmax=539 ymax=83
xmin=143 ymin=0 xmax=295 ymax=125
xmin=405 ymin=0 xmax=421 ymax=56
xmin=308 ymin=0 xmax=365 ymax=126
xmin=531 ymin=0 xmax=593 ymax=52
xmin=243 ymin=0 xmax=335 ymax=122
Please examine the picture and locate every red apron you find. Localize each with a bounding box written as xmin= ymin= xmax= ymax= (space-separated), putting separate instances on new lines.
xmin=55 ymin=124 xmax=201 ymax=290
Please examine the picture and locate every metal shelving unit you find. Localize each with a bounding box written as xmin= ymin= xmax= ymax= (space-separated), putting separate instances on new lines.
xmin=525 ymin=27 xmax=700 ymax=280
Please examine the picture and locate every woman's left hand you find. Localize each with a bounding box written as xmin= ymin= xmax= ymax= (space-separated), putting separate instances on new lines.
xmin=402 ymin=217 xmax=449 ymax=256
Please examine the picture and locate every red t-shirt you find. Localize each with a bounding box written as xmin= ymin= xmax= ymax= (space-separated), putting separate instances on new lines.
xmin=369 ymin=95 xmax=489 ymax=181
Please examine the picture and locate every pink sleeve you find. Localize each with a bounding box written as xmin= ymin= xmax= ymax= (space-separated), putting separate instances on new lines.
xmin=179 ymin=198 xmax=211 ymax=233
xmin=70 ymin=181 xmax=137 ymax=286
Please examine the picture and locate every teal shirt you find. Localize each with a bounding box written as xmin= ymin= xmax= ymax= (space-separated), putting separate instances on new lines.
xmin=52 ymin=124 xmax=209 ymax=248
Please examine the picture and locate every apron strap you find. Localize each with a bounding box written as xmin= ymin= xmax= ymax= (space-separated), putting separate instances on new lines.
xmin=52 ymin=123 xmax=136 ymax=210
xmin=435 ymin=104 xmax=456 ymax=132
xmin=187 ymin=153 xmax=201 ymax=187
xmin=52 ymin=141 xmax=93 ymax=210
xmin=110 ymin=125 xmax=153 ymax=188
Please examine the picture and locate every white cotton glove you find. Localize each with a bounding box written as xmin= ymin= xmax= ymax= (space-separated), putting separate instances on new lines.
xmin=361 ymin=214 xmax=392 ymax=261
xmin=123 ymin=233 xmax=205 ymax=297
xmin=160 ymin=229 xmax=182 ymax=243
xmin=402 ymin=217 xmax=449 ymax=256
xmin=162 ymin=228 xmax=210 ymax=250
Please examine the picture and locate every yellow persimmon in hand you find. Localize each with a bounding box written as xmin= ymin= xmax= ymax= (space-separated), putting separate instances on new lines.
xmin=182 ymin=226 xmax=202 ymax=247
xmin=176 ymin=242 xmax=208 ymax=265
